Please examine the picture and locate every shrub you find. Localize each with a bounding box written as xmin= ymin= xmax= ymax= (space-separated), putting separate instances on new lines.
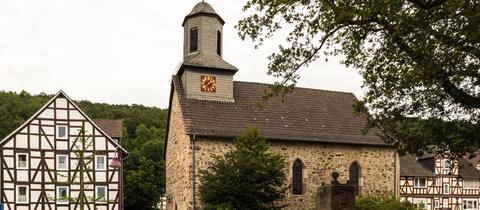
xmin=356 ymin=196 xmax=424 ymax=210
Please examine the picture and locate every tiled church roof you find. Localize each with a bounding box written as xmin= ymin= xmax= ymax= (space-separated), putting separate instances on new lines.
xmin=172 ymin=76 xmax=389 ymax=146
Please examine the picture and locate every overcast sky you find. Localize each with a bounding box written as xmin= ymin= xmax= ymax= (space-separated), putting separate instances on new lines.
xmin=0 ymin=0 xmax=363 ymax=108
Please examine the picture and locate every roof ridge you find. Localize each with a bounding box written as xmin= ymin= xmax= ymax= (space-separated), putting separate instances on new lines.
xmin=233 ymin=80 xmax=358 ymax=96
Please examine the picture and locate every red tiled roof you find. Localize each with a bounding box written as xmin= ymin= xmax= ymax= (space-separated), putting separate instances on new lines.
xmin=172 ymin=76 xmax=389 ymax=146
xmin=93 ymin=119 xmax=123 ymax=138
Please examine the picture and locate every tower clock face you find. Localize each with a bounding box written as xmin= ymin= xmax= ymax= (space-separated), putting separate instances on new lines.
xmin=201 ymin=75 xmax=216 ymax=92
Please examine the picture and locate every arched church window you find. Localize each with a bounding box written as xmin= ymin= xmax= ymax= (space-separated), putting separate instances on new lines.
xmin=292 ymin=159 xmax=303 ymax=195
xmin=349 ymin=161 xmax=360 ymax=195
xmin=189 ymin=27 xmax=198 ymax=53
xmin=217 ymin=30 xmax=222 ymax=56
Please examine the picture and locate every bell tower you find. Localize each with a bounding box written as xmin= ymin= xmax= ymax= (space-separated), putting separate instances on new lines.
xmin=177 ymin=1 xmax=237 ymax=102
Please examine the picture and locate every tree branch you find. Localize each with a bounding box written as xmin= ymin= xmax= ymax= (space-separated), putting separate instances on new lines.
xmin=377 ymin=19 xmax=480 ymax=109
xmin=407 ymin=0 xmax=447 ymax=9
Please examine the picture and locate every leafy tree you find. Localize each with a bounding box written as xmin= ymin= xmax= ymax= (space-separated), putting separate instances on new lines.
xmin=124 ymin=125 xmax=166 ymax=210
xmin=199 ymin=127 xmax=287 ymax=210
xmin=237 ymin=0 xmax=480 ymax=158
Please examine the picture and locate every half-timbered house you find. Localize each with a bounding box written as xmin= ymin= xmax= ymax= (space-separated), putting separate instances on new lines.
xmin=0 ymin=91 xmax=127 ymax=210
xmin=400 ymin=155 xmax=480 ymax=210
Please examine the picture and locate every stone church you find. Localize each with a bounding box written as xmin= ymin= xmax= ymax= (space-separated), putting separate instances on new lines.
xmin=165 ymin=2 xmax=399 ymax=209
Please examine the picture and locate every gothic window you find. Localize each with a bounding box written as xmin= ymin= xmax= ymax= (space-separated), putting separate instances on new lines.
xmin=349 ymin=161 xmax=360 ymax=195
xmin=217 ymin=31 xmax=222 ymax=56
xmin=189 ymin=27 xmax=198 ymax=53
xmin=292 ymin=159 xmax=303 ymax=195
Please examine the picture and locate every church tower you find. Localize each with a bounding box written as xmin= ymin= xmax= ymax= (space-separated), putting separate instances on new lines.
xmin=177 ymin=1 xmax=237 ymax=102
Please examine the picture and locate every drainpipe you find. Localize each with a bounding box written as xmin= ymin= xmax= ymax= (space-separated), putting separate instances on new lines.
xmin=394 ymin=151 xmax=398 ymax=198
xmin=192 ymin=134 xmax=196 ymax=210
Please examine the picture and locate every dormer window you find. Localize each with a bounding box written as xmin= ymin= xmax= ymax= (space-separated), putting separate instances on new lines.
xmin=217 ymin=31 xmax=222 ymax=56
xmin=189 ymin=27 xmax=198 ymax=53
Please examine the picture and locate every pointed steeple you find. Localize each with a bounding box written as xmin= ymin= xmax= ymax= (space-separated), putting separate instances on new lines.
xmin=176 ymin=2 xmax=237 ymax=102
xmin=180 ymin=1 xmax=237 ymax=72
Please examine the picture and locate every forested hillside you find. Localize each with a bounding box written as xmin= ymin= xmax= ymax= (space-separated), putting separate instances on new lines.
xmin=0 ymin=90 xmax=167 ymax=210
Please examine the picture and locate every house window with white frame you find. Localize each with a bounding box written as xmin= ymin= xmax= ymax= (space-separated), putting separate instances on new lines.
xmin=17 ymin=153 xmax=28 ymax=169
xmin=95 ymin=186 xmax=107 ymax=203
xmin=464 ymin=179 xmax=480 ymax=189
xmin=435 ymin=199 xmax=440 ymax=208
xmin=57 ymin=154 xmax=68 ymax=171
xmin=56 ymin=125 xmax=68 ymax=139
xmin=463 ymin=199 xmax=478 ymax=210
xmin=57 ymin=186 xmax=69 ymax=203
xmin=95 ymin=155 xmax=106 ymax=170
xmin=17 ymin=185 xmax=28 ymax=203
xmin=444 ymin=183 xmax=450 ymax=194
xmin=414 ymin=177 xmax=427 ymax=188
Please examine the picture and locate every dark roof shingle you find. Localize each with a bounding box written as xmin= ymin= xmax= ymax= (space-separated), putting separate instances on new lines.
xmin=459 ymin=158 xmax=480 ymax=179
xmin=173 ymin=76 xmax=388 ymax=146
xmin=400 ymin=155 xmax=435 ymax=177
xmin=93 ymin=119 xmax=123 ymax=138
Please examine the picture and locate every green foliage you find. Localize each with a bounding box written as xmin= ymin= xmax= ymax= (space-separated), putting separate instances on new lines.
xmin=0 ymin=90 xmax=166 ymax=210
xmin=237 ymin=0 xmax=480 ymax=158
xmin=199 ymin=126 xmax=287 ymax=210
xmin=0 ymin=90 xmax=167 ymax=140
xmin=124 ymin=125 xmax=166 ymax=210
xmin=356 ymin=196 xmax=423 ymax=210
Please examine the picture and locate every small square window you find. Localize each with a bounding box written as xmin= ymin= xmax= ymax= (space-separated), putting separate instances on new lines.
xmin=17 ymin=185 xmax=28 ymax=203
xmin=56 ymin=125 xmax=68 ymax=139
xmin=57 ymin=186 xmax=69 ymax=203
xmin=95 ymin=155 xmax=106 ymax=170
xmin=17 ymin=153 xmax=28 ymax=169
xmin=57 ymin=155 xmax=68 ymax=170
xmin=95 ymin=186 xmax=107 ymax=203
xmin=414 ymin=178 xmax=427 ymax=188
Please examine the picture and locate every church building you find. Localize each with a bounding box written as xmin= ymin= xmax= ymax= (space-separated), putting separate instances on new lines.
xmin=165 ymin=2 xmax=399 ymax=209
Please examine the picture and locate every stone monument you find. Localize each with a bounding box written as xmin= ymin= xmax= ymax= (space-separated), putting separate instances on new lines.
xmin=317 ymin=172 xmax=356 ymax=210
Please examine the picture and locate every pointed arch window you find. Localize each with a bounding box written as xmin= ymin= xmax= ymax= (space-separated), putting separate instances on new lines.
xmin=189 ymin=27 xmax=198 ymax=53
xmin=217 ymin=30 xmax=222 ymax=56
xmin=349 ymin=161 xmax=360 ymax=195
xmin=292 ymin=159 xmax=303 ymax=195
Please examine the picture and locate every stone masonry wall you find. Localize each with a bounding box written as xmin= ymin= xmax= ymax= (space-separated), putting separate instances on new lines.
xmin=166 ymin=90 xmax=193 ymax=210
xmin=193 ymin=138 xmax=399 ymax=210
